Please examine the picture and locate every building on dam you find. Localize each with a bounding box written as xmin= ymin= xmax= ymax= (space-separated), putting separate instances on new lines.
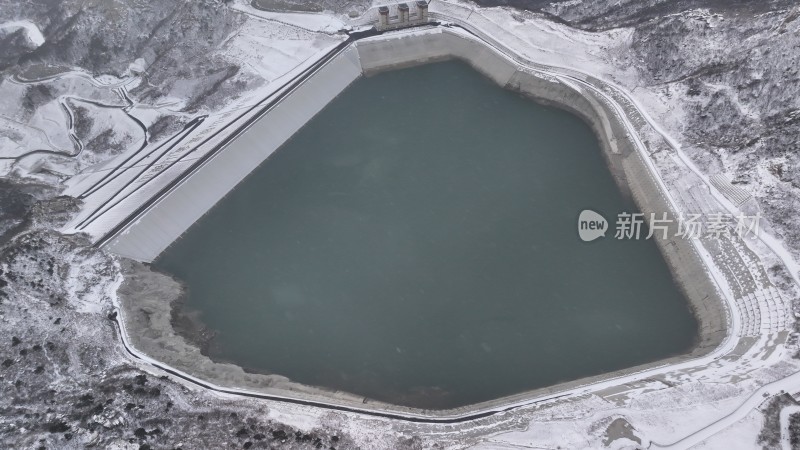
xmin=378 ymin=1 xmax=429 ymax=30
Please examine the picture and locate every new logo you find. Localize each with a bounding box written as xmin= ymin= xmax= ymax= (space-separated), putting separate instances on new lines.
xmin=578 ymin=209 xmax=608 ymax=242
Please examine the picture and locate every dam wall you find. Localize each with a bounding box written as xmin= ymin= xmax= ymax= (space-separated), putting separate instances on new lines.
xmin=357 ymin=28 xmax=518 ymax=86
xmin=509 ymin=66 xmax=726 ymax=354
xmin=357 ymin=27 xmax=727 ymax=355
xmin=105 ymin=29 xmax=517 ymax=263
xmin=112 ymin=26 xmax=728 ymax=417
xmin=105 ymin=46 xmax=363 ymax=262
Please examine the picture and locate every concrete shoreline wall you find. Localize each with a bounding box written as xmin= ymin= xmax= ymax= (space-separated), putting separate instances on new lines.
xmin=113 ymin=26 xmax=729 ymax=417
xmin=356 ymin=27 xmax=727 ymax=358
xmin=105 ymin=46 xmax=364 ymax=262
xmin=357 ymin=28 xmax=518 ymax=85
xmin=502 ymin=65 xmax=727 ymax=354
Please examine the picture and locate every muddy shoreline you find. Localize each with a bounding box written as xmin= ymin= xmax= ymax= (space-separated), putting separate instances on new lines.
xmin=169 ymin=285 xmax=217 ymax=357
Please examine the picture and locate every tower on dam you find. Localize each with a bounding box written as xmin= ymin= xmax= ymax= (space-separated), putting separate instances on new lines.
xmin=417 ymin=1 xmax=429 ymax=21
xmin=398 ymin=3 xmax=410 ymax=23
xmin=375 ymin=1 xmax=430 ymax=30
xmin=378 ymin=6 xmax=390 ymax=27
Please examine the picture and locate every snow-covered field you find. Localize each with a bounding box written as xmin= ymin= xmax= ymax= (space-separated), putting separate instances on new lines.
xmin=1 ymin=0 xmax=799 ymax=448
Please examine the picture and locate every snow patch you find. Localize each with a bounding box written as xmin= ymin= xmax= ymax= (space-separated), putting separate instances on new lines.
xmin=0 ymin=20 xmax=46 ymax=47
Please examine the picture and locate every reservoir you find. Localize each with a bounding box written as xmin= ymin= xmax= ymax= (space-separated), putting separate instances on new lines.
xmin=152 ymin=60 xmax=698 ymax=410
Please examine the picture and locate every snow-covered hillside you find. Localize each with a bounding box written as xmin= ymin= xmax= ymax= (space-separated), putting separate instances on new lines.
xmin=1 ymin=0 xmax=800 ymax=448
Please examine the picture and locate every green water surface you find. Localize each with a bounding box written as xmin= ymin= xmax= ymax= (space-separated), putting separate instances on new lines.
xmin=153 ymin=60 xmax=698 ymax=409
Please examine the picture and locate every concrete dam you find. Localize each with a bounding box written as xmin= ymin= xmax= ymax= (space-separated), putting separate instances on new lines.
xmin=75 ymin=10 xmax=736 ymax=418
xmin=102 ymin=24 xmax=617 ymax=264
